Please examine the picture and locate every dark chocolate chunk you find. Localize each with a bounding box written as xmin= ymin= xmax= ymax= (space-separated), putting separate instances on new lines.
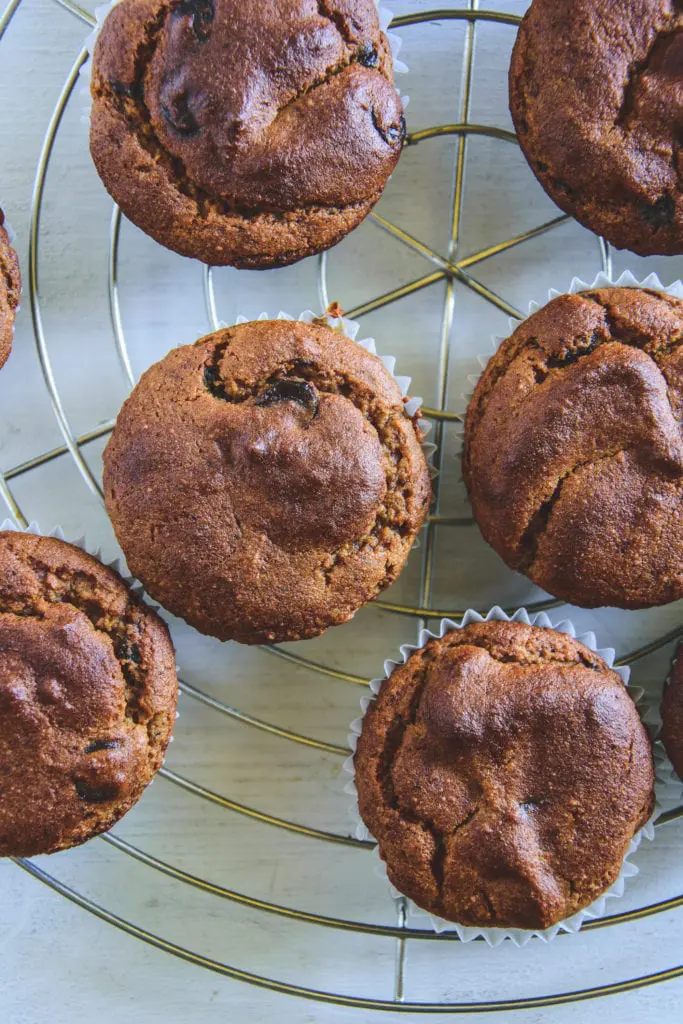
xmin=357 ymin=42 xmax=379 ymax=68
xmin=640 ymin=194 xmax=675 ymax=229
xmin=255 ymin=378 xmax=319 ymax=416
xmin=161 ymin=92 xmax=200 ymax=136
xmin=84 ymin=739 xmax=123 ymax=754
xmin=74 ymin=779 xmax=120 ymax=803
xmin=175 ymin=0 xmax=215 ymax=43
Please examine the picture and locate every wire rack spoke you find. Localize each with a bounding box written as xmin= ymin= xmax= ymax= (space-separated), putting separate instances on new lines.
xmin=54 ymin=0 xmax=94 ymax=27
xmin=13 ymin=855 xmax=683 ymax=1013
xmin=99 ymin=815 xmax=683 ymax=937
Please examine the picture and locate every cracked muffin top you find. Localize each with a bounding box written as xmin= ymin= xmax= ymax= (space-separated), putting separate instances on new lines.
xmin=354 ymin=620 xmax=654 ymax=930
xmin=102 ymin=318 xmax=431 ymax=644
xmin=0 ymin=207 xmax=20 ymax=371
xmin=0 ymin=531 xmax=178 ymax=857
xmin=510 ymin=0 xmax=683 ymax=256
xmin=89 ymin=0 xmax=405 ymax=268
xmin=662 ymin=644 xmax=683 ymax=780
xmin=463 ymin=287 xmax=683 ymax=610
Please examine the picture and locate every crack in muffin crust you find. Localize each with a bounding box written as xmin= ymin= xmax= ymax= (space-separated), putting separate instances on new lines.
xmin=510 ymin=0 xmax=683 ymax=255
xmin=200 ymin=347 xmax=422 ymax=566
xmin=103 ymin=318 xmax=431 ymax=644
xmin=464 ymin=288 xmax=683 ymax=609
xmin=355 ymin=621 xmax=655 ymax=929
xmin=0 ymin=532 xmax=178 ymax=857
xmin=90 ymin=0 xmax=406 ymax=266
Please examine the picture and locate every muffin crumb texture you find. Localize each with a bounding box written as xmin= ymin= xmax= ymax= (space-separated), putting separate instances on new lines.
xmin=89 ymin=0 xmax=405 ymax=267
xmin=0 ymin=208 xmax=20 ymax=370
xmin=0 ymin=532 xmax=178 ymax=857
xmin=103 ymin=319 xmax=431 ymax=644
xmin=510 ymin=0 xmax=683 ymax=255
xmin=354 ymin=621 xmax=654 ymax=930
xmin=464 ymin=288 xmax=683 ymax=610
xmin=662 ymin=646 xmax=683 ymax=781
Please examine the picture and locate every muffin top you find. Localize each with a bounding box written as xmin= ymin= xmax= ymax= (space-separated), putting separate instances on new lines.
xmin=103 ymin=318 xmax=431 ymax=644
xmin=0 ymin=532 xmax=178 ymax=857
xmin=90 ymin=0 xmax=405 ymax=267
xmin=0 ymin=208 xmax=20 ymax=371
xmin=662 ymin=644 xmax=683 ymax=780
xmin=463 ymin=287 xmax=683 ymax=609
xmin=510 ymin=0 xmax=683 ymax=256
xmin=354 ymin=620 xmax=654 ymax=930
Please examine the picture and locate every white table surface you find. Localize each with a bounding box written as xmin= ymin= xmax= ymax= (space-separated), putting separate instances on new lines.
xmin=1 ymin=0 xmax=682 ymax=1021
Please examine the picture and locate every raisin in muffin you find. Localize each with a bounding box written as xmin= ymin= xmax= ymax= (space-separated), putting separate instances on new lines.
xmin=354 ymin=620 xmax=654 ymax=930
xmin=103 ymin=318 xmax=431 ymax=644
xmin=662 ymin=644 xmax=683 ymax=781
xmin=0 ymin=531 xmax=178 ymax=857
xmin=510 ymin=0 xmax=683 ymax=255
xmin=463 ymin=288 xmax=683 ymax=609
xmin=90 ymin=0 xmax=406 ymax=268
xmin=0 ymin=207 xmax=20 ymax=370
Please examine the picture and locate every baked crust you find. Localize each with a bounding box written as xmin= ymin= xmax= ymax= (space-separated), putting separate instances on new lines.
xmin=0 ymin=208 xmax=20 ymax=370
xmin=90 ymin=0 xmax=405 ymax=267
xmin=463 ymin=288 xmax=683 ymax=609
xmin=510 ymin=0 xmax=683 ymax=256
xmin=662 ymin=645 xmax=683 ymax=780
xmin=0 ymin=532 xmax=178 ymax=857
xmin=103 ymin=319 xmax=431 ymax=643
xmin=354 ymin=621 xmax=654 ymax=930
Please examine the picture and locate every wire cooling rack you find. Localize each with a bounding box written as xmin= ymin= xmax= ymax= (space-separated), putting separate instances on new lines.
xmin=1 ymin=0 xmax=683 ymax=1013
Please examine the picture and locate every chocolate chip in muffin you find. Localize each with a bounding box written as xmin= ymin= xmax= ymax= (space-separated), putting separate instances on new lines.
xmin=103 ymin=318 xmax=431 ymax=644
xmin=463 ymin=287 xmax=683 ymax=609
xmin=254 ymin=378 xmax=319 ymax=417
xmin=354 ymin=621 xmax=654 ymax=930
xmin=509 ymin=0 xmax=683 ymax=255
xmin=89 ymin=0 xmax=406 ymax=268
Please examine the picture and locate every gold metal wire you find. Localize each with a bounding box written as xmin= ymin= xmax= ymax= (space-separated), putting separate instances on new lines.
xmin=11 ymin=857 xmax=683 ymax=1013
xmin=2 ymin=0 xmax=682 ymax=1012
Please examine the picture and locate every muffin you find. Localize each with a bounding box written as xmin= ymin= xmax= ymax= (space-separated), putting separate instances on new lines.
xmin=0 ymin=207 xmax=20 ymax=370
xmin=103 ymin=318 xmax=431 ymax=644
xmin=661 ymin=644 xmax=683 ymax=781
xmin=463 ymin=287 xmax=683 ymax=609
xmin=89 ymin=0 xmax=405 ymax=268
xmin=510 ymin=0 xmax=683 ymax=256
xmin=354 ymin=620 xmax=654 ymax=930
xmin=0 ymin=531 xmax=178 ymax=857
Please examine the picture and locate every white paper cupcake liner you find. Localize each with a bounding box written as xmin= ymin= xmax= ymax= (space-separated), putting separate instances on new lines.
xmin=343 ymin=605 xmax=660 ymax=947
xmin=80 ymin=1 xmax=408 ymax=124
xmin=455 ymin=269 xmax=683 ymax=462
xmin=0 ymin=519 xmax=181 ymax=742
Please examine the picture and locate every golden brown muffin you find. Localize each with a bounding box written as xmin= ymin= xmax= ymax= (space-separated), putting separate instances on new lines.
xmin=103 ymin=318 xmax=431 ymax=644
xmin=354 ymin=620 xmax=654 ymax=930
xmin=89 ymin=0 xmax=405 ymax=268
xmin=0 ymin=207 xmax=20 ymax=370
xmin=0 ymin=532 xmax=178 ymax=857
xmin=661 ymin=644 xmax=683 ymax=780
xmin=510 ymin=0 xmax=683 ymax=256
xmin=463 ymin=288 xmax=683 ymax=609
